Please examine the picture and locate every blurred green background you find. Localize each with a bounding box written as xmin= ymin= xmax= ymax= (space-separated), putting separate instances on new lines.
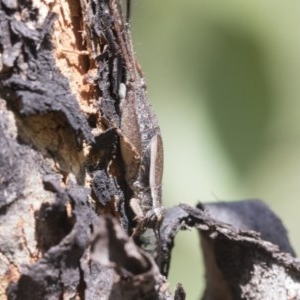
xmin=130 ymin=0 xmax=300 ymax=298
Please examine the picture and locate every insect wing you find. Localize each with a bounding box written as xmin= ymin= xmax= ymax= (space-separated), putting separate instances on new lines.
xmin=149 ymin=133 xmax=163 ymax=209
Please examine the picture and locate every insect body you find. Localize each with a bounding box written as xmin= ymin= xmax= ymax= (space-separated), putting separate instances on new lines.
xmin=118 ymin=80 xmax=164 ymax=233
xmin=102 ymin=0 xmax=165 ymax=239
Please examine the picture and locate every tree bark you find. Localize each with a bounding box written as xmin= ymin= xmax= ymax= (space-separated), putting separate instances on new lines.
xmin=0 ymin=0 xmax=299 ymax=299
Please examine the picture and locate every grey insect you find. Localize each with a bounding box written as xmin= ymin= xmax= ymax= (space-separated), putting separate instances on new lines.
xmin=103 ymin=0 xmax=165 ymax=237
xmin=118 ymin=79 xmax=164 ymax=234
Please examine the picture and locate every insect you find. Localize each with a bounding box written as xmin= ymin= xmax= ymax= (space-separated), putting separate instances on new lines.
xmin=118 ymin=81 xmax=164 ymax=233
xmin=109 ymin=0 xmax=165 ymax=243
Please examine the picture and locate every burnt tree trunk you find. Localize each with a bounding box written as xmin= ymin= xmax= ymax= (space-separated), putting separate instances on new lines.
xmin=0 ymin=0 xmax=300 ymax=300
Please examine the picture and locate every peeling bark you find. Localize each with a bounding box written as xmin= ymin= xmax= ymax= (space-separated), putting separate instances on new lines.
xmin=160 ymin=202 xmax=299 ymax=300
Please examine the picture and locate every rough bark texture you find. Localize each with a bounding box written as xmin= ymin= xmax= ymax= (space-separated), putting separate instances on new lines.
xmin=160 ymin=202 xmax=299 ymax=300
xmin=0 ymin=0 xmax=300 ymax=299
